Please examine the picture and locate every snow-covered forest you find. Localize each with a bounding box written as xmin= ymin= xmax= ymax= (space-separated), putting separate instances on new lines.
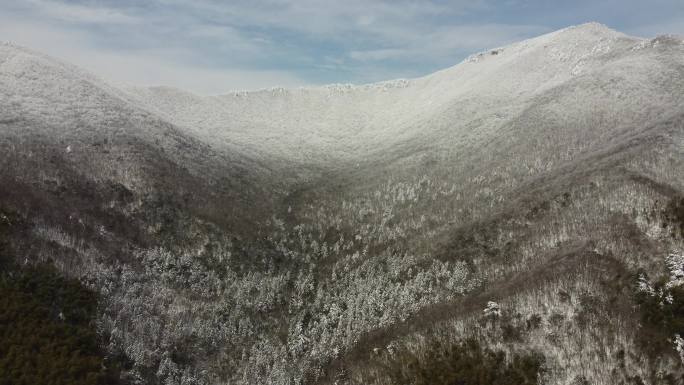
xmin=1 ymin=23 xmax=684 ymax=384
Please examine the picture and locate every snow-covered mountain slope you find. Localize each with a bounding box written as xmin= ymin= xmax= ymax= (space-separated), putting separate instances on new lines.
xmin=121 ymin=23 xmax=682 ymax=170
xmin=1 ymin=23 xmax=684 ymax=385
xmin=0 ymin=42 xmax=279 ymax=238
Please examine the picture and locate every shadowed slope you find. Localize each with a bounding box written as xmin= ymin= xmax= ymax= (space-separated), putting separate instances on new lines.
xmin=0 ymin=42 xmax=279 ymax=244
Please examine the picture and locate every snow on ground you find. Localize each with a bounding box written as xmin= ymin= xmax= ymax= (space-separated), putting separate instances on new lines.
xmin=118 ymin=23 xmax=650 ymax=166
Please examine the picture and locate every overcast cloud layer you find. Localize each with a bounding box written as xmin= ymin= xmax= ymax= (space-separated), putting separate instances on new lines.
xmin=1 ymin=0 xmax=683 ymax=94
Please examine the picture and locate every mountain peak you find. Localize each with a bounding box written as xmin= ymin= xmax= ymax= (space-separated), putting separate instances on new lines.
xmin=569 ymin=21 xmax=617 ymax=33
xmin=540 ymin=22 xmax=626 ymax=46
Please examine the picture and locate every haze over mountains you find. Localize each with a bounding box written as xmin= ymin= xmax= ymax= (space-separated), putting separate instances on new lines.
xmin=1 ymin=23 xmax=683 ymax=385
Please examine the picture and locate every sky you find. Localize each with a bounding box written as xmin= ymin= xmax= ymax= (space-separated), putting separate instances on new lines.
xmin=1 ymin=0 xmax=683 ymax=94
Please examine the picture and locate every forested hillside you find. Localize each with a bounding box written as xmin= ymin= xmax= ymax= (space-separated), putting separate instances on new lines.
xmin=1 ymin=23 xmax=683 ymax=384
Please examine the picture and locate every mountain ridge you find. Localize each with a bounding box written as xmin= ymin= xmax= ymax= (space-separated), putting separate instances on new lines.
xmin=117 ymin=22 xmax=680 ymax=171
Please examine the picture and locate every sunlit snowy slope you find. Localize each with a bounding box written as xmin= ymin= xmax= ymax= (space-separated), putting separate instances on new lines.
xmin=122 ymin=23 xmax=682 ymax=167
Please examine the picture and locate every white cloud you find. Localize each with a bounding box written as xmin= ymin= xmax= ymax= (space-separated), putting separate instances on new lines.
xmin=24 ymin=0 xmax=141 ymax=24
xmin=0 ymin=0 xmax=571 ymax=89
xmin=158 ymin=0 xmax=486 ymax=44
xmin=627 ymin=17 xmax=684 ymax=38
xmin=348 ymin=23 xmax=549 ymax=63
xmin=169 ymin=1 xmax=546 ymax=68
xmin=79 ymin=52 xmax=308 ymax=94
xmin=349 ymin=48 xmax=408 ymax=61
xmin=0 ymin=13 xmax=306 ymax=94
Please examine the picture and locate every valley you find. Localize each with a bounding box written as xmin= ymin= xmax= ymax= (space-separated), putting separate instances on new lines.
xmin=0 ymin=23 xmax=683 ymax=385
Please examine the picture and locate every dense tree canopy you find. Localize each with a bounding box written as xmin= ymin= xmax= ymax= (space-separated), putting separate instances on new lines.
xmin=0 ymin=261 xmax=118 ymax=385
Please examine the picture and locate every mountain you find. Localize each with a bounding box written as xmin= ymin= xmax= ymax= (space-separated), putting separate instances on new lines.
xmin=1 ymin=23 xmax=683 ymax=385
